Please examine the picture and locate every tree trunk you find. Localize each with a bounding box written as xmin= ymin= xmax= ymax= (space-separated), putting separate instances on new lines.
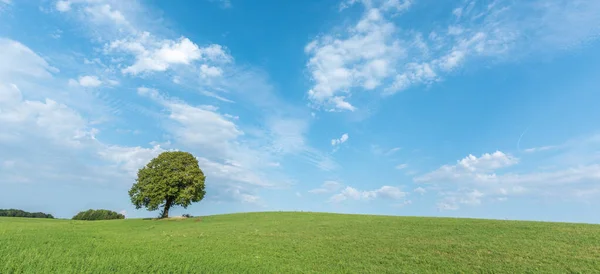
xmin=161 ymin=199 xmax=172 ymax=219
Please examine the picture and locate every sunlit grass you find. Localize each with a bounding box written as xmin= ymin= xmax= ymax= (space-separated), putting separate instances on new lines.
xmin=1 ymin=212 xmax=599 ymax=273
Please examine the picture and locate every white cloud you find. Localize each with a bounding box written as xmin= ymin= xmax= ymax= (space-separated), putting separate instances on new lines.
xmin=309 ymin=181 xmax=342 ymax=194
xmin=395 ymin=163 xmax=408 ymax=169
xmin=381 ymin=0 xmax=412 ymax=12
xmin=0 ymin=83 xmax=97 ymax=147
xmin=0 ymin=80 xmax=153 ymax=187
xmin=340 ymin=0 xmax=412 ymax=12
xmin=330 ymin=185 xmax=407 ymax=202
xmin=416 ymin=151 xmax=517 ymax=183
xmin=524 ymin=145 xmax=557 ymax=153
xmin=437 ymin=189 xmax=484 ymax=211
xmin=55 ymin=0 xmax=336 ymax=173
xmin=305 ymin=7 xmax=403 ymax=111
xmin=200 ymin=64 xmax=223 ymax=78
xmin=0 ymin=37 xmax=266 ymax=209
xmin=392 ymin=199 xmax=412 ymax=207
xmin=414 ymin=187 xmax=426 ymax=194
xmin=306 ymin=0 xmax=600 ymax=110
xmin=371 ymin=144 xmax=402 ymax=156
xmin=331 ymin=133 xmax=349 ymax=146
xmin=226 ymin=187 xmax=264 ymax=206
xmin=108 ymin=34 xmax=230 ymax=75
xmin=137 ymin=87 xmax=302 ymax=189
xmin=416 ymin=137 xmax=600 ymax=210
xmin=452 ymin=7 xmax=462 ymax=19
xmin=56 ymin=1 xmax=231 ymax=77
xmin=84 ymin=3 xmax=130 ymax=26
xmin=385 ymin=147 xmax=401 ymax=155
xmin=78 ymin=75 xmax=102 ymax=87
xmin=44 ymin=0 xmax=337 ymax=206
xmin=0 ymin=38 xmax=57 ymax=81
xmin=106 ymin=79 xmax=119 ymax=86
xmin=98 ymin=144 xmax=165 ymax=175
xmin=457 ymin=151 xmax=518 ymax=172
xmin=56 ymin=0 xmax=71 ymax=12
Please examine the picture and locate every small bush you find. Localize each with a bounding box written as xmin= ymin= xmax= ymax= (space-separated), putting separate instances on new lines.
xmin=0 ymin=209 xmax=54 ymax=219
xmin=182 ymin=214 xmax=193 ymax=218
xmin=72 ymin=209 xmax=125 ymax=221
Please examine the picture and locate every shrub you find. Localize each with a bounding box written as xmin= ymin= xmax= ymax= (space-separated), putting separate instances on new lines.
xmin=0 ymin=209 xmax=54 ymax=219
xmin=182 ymin=214 xmax=193 ymax=218
xmin=72 ymin=209 xmax=125 ymax=221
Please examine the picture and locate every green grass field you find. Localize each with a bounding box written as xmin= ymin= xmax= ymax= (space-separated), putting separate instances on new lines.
xmin=1 ymin=212 xmax=599 ymax=273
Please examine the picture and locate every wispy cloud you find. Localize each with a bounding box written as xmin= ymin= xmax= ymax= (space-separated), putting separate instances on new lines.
xmin=0 ymin=0 xmax=337 ymax=208
xmin=305 ymin=0 xmax=600 ymax=111
xmin=524 ymin=145 xmax=557 ymax=153
xmin=208 ymin=0 xmax=232 ymax=9
xmin=309 ymin=181 xmax=343 ymax=194
xmin=395 ymin=163 xmax=408 ymax=169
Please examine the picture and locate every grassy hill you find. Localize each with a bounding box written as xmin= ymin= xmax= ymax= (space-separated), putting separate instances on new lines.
xmin=1 ymin=212 xmax=599 ymax=273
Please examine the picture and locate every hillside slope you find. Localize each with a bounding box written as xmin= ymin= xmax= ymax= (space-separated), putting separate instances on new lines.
xmin=1 ymin=212 xmax=599 ymax=273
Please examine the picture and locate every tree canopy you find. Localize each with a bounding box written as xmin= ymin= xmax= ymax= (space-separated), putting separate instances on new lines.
xmin=72 ymin=209 xmax=125 ymax=220
xmin=0 ymin=209 xmax=54 ymax=219
xmin=129 ymin=151 xmax=206 ymax=218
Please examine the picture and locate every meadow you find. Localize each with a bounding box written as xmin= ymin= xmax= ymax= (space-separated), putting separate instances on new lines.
xmin=1 ymin=212 xmax=599 ymax=273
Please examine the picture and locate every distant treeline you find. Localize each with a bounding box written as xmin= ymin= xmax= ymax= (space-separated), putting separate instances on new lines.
xmin=72 ymin=209 xmax=125 ymax=221
xmin=0 ymin=209 xmax=54 ymax=219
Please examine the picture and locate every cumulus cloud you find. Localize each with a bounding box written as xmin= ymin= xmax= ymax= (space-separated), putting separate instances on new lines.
xmin=416 ymin=139 xmax=600 ymax=210
xmin=56 ymin=1 xmax=231 ymax=77
xmin=77 ymin=75 xmax=102 ymax=87
xmin=329 ymin=185 xmax=407 ymax=202
xmin=305 ymin=7 xmax=402 ymax=111
xmin=108 ymin=34 xmax=230 ymax=75
xmin=415 ymin=151 xmax=517 ymax=182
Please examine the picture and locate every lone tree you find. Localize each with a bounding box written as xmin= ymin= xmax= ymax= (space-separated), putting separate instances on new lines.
xmin=129 ymin=151 xmax=206 ymax=218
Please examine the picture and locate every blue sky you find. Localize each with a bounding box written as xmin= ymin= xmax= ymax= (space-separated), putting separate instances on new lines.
xmin=1 ymin=0 xmax=600 ymax=223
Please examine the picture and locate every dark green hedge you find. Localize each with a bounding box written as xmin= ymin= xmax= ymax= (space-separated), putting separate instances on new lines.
xmin=72 ymin=209 xmax=125 ymax=221
xmin=0 ymin=209 xmax=54 ymax=219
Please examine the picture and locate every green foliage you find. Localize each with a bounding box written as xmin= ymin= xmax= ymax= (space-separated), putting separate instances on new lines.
xmin=72 ymin=209 xmax=125 ymax=221
xmin=2 ymin=212 xmax=600 ymax=273
xmin=0 ymin=209 xmax=54 ymax=219
xmin=129 ymin=151 xmax=206 ymax=218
